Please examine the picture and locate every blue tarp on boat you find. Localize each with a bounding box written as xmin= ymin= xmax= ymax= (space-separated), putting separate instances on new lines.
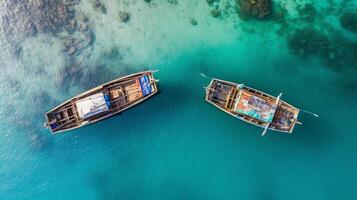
xmin=104 ymin=94 xmax=111 ymax=108
xmin=76 ymin=93 xmax=109 ymax=119
xmin=50 ymin=123 xmax=58 ymax=130
xmin=139 ymin=75 xmax=152 ymax=97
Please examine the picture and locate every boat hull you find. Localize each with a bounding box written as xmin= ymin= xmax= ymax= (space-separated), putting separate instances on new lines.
xmin=45 ymin=71 xmax=158 ymax=134
xmin=205 ymin=78 xmax=300 ymax=134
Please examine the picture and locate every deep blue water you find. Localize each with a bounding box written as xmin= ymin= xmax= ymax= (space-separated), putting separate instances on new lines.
xmin=1 ymin=0 xmax=357 ymax=200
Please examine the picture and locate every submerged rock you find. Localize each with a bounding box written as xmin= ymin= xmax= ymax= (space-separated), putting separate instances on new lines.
xmin=236 ymin=0 xmax=272 ymax=20
xmin=190 ymin=18 xmax=198 ymax=26
xmin=340 ymin=12 xmax=357 ymax=33
xmin=168 ymin=0 xmax=178 ymax=5
xmin=211 ymin=9 xmax=221 ymax=18
xmin=118 ymin=11 xmax=130 ymax=23
xmin=206 ymin=0 xmax=214 ymax=6
xmin=92 ymin=0 xmax=107 ymax=14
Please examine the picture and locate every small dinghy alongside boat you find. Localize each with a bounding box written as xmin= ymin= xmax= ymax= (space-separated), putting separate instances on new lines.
xmin=45 ymin=71 xmax=158 ymax=134
xmin=203 ymin=75 xmax=318 ymax=135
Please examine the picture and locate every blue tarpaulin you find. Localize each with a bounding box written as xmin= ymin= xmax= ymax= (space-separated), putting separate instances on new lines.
xmin=50 ymin=123 xmax=58 ymax=130
xmin=139 ymin=75 xmax=152 ymax=96
xmin=104 ymin=94 xmax=111 ymax=108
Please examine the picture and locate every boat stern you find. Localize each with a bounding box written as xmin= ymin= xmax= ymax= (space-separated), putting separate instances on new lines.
xmin=270 ymin=104 xmax=300 ymax=133
xmin=204 ymin=79 xmax=215 ymax=101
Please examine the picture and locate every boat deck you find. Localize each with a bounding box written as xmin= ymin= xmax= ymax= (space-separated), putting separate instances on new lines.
xmin=206 ymin=79 xmax=299 ymax=133
xmin=45 ymin=71 xmax=158 ymax=134
xmin=234 ymin=90 xmax=277 ymax=123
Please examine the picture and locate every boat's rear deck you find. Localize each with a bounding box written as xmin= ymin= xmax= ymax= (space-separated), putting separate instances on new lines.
xmin=46 ymin=103 xmax=79 ymax=132
xmin=270 ymin=104 xmax=299 ymax=132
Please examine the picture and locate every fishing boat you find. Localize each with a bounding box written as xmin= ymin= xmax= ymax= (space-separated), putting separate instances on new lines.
xmin=202 ymin=74 xmax=318 ymax=135
xmin=45 ymin=70 xmax=159 ymax=134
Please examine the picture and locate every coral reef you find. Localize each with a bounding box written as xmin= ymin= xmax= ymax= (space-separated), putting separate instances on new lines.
xmin=92 ymin=0 xmax=107 ymax=14
xmin=1 ymin=0 xmax=80 ymax=38
xmin=190 ymin=18 xmax=198 ymax=26
xmin=340 ymin=12 xmax=357 ymax=33
xmin=297 ymin=3 xmax=317 ymax=23
xmin=287 ymin=29 xmax=330 ymax=58
xmin=118 ymin=11 xmax=130 ymax=23
xmin=1 ymin=0 xmax=96 ymax=58
xmin=211 ymin=9 xmax=222 ymax=18
xmin=236 ymin=0 xmax=272 ymax=20
xmin=287 ymin=28 xmax=357 ymax=71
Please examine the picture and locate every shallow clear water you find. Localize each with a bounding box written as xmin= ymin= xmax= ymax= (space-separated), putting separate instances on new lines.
xmin=1 ymin=0 xmax=357 ymax=199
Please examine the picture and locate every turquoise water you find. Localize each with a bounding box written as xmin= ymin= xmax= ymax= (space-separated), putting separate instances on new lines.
xmin=1 ymin=0 xmax=357 ymax=199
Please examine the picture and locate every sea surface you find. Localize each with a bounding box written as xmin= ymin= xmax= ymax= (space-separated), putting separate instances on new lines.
xmin=0 ymin=0 xmax=357 ymax=199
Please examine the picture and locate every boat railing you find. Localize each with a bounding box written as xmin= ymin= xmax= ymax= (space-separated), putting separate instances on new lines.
xmin=106 ymin=73 xmax=154 ymax=90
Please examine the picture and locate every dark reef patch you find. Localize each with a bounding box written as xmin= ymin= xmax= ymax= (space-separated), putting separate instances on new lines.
xmin=211 ymin=8 xmax=222 ymax=18
xmin=297 ymin=3 xmax=317 ymax=23
xmin=287 ymin=28 xmax=357 ymax=71
xmin=340 ymin=12 xmax=357 ymax=33
xmin=61 ymin=29 xmax=96 ymax=56
xmin=168 ymin=0 xmax=178 ymax=5
xmin=101 ymin=47 xmax=123 ymax=60
xmin=59 ymin=62 xmax=85 ymax=91
xmin=325 ymin=35 xmax=357 ymax=71
xmin=190 ymin=18 xmax=198 ymax=26
xmin=118 ymin=11 xmax=130 ymax=23
xmin=92 ymin=0 xmax=107 ymax=14
xmin=287 ymin=29 xmax=331 ymax=58
xmin=235 ymin=0 xmax=272 ymax=20
xmin=1 ymin=0 xmax=80 ymax=38
xmin=1 ymin=0 xmax=96 ymax=59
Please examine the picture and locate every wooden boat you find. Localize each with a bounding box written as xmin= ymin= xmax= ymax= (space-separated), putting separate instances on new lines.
xmin=45 ymin=71 xmax=159 ymax=134
xmin=204 ymin=76 xmax=317 ymax=135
